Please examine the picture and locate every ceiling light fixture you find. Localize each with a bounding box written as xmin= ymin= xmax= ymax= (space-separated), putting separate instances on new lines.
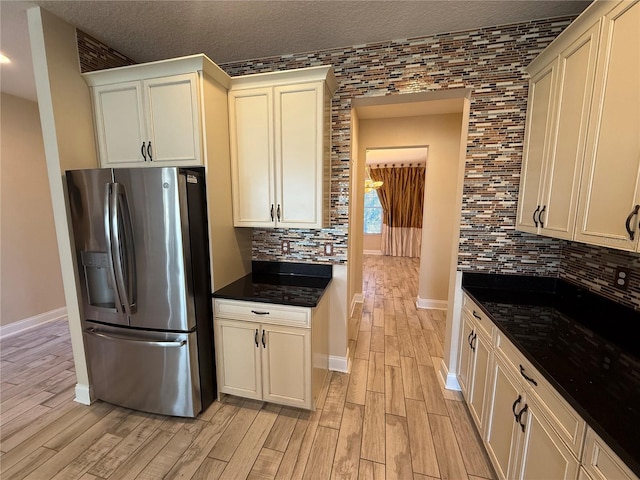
xmin=0 ymin=53 xmax=11 ymax=64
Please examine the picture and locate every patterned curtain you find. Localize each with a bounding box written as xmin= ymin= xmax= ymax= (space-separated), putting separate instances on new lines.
xmin=370 ymin=166 xmax=425 ymax=257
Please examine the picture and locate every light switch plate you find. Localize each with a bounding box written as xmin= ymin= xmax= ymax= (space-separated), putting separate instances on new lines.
xmin=324 ymin=243 xmax=333 ymax=256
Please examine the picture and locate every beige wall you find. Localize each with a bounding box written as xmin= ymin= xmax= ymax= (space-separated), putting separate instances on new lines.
xmin=363 ymin=234 xmax=382 ymax=252
xmin=0 ymin=92 xmax=65 ymax=326
xmin=347 ymin=108 xmax=364 ymax=314
xmin=28 ymin=6 xmax=99 ymax=402
xmin=358 ymin=113 xmax=463 ymax=304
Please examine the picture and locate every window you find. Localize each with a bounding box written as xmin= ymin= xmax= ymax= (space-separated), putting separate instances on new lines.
xmin=364 ymin=190 xmax=383 ymax=234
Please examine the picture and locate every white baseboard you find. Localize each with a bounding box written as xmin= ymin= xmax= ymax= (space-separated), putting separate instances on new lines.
xmin=350 ymin=293 xmax=364 ymax=317
xmin=329 ymin=348 xmax=350 ymax=373
xmin=0 ymin=307 xmax=67 ymax=339
xmin=416 ymin=296 xmax=448 ymax=310
xmin=74 ymin=383 xmax=93 ymax=405
xmin=363 ymin=250 xmax=382 ymax=255
xmin=438 ymin=358 xmax=461 ymax=391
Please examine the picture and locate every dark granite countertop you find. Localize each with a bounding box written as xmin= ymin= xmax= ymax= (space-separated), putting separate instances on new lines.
xmin=462 ymin=272 xmax=640 ymax=477
xmin=212 ymin=261 xmax=331 ymax=308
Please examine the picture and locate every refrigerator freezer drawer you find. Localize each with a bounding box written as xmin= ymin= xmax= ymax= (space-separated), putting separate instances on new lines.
xmin=84 ymin=326 xmax=202 ymax=417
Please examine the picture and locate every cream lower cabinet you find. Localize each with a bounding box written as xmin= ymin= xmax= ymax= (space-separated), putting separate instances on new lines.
xmin=484 ymin=353 xmax=580 ymax=480
xmin=228 ymin=66 xmax=337 ymax=228
xmin=582 ymin=428 xmax=640 ymax=480
xmin=213 ymin=297 xmax=328 ymax=410
xmin=458 ymin=299 xmax=493 ymax=432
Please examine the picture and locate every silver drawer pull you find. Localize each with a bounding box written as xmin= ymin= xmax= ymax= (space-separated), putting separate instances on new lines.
xmin=251 ymin=310 xmax=270 ymax=315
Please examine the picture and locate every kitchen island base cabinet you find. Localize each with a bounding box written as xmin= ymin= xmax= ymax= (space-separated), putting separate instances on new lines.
xmin=213 ymin=296 xmax=329 ymax=410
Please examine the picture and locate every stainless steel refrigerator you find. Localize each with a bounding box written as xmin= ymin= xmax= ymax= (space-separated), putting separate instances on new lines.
xmin=65 ymin=166 xmax=215 ymax=417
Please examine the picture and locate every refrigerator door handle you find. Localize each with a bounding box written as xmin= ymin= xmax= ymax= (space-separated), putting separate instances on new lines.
xmin=85 ymin=327 xmax=187 ymax=348
xmin=110 ymin=183 xmax=137 ymax=315
xmin=104 ymin=183 xmax=124 ymax=313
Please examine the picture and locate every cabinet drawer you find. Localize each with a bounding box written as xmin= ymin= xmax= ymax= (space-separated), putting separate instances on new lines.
xmin=463 ymin=295 xmax=493 ymax=339
xmin=496 ymin=331 xmax=586 ymax=458
xmin=214 ymin=299 xmax=311 ymax=328
xmin=583 ymin=428 xmax=639 ymax=480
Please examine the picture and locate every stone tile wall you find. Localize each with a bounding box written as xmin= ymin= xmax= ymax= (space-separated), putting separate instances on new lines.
xmin=221 ymin=17 xmax=574 ymax=272
xmin=560 ymin=242 xmax=640 ymax=310
xmin=77 ymin=30 xmax=136 ymax=73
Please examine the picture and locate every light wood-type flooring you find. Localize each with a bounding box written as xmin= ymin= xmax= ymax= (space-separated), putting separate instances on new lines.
xmin=0 ymin=255 xmax=495 ymax=480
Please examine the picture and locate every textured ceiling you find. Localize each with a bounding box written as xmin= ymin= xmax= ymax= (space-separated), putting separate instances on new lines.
xmin=1 ymin=0 xmax=591 ymax=101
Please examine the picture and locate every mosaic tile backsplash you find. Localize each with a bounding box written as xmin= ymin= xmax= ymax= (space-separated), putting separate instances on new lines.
xmin=75 ymin=19 xmax=640 ymax=309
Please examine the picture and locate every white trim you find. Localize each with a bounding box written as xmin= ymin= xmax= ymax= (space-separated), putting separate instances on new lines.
xmin=438 ymin=358 xmax=461 ymax=391
xmin=350 ymin=293 xmax=364 ymax=317
xmin=329 ymin=349 xmax=350 ymax=373
xmin=363 ymin=250 xmax=383 ymax=256
xmin=0 ymin=307 xmax=67 ymax=339
xmin=74 ymin=383 xmax=93 ymax=405
xmin=415 ymin=296 xmax=448 ymax=310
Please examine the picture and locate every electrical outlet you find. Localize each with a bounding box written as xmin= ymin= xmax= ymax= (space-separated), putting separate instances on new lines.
xmin=281 ymin=240 xmax=290 ymax=255
xmin=324 ymin=243 xmax=333 ymax=256
xmin=614 ymin=267 xmax=630 ymax=290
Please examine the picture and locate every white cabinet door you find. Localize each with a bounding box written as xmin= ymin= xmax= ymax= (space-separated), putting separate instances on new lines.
xmin=261 ymin=324 xmax=311 ymax=408
xmin=485 ymin=355 xmax=523 ymax=480
xmin=515 ymin=398 xmax=580 ymax=480
xmin=144 ymin=73 xmax=201 ymax=165
xmin=215 ymin=318 xmax=262 ymax=400
xmin=92 ymin=81 xmax=146 ymax=166
xmin=517 ymin=64 xmax=556 ymax=234
xmin=458 ymin=315 xmax=474 ymax=396
xmin=274 ymin=83 xmax=324 ymax=228
xmin=539 ymin=22 xmax=600 ymax=240
xmin=575 ymin=1 xmax=640 ymax=251
xmin=229 ymin=87 xmax=275 ymax=227
xmin=468 ymin=330 xmax=491 ymax=432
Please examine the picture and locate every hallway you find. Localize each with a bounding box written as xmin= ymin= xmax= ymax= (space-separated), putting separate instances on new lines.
xmin=0 ymin=255 xmax=495 ymax=479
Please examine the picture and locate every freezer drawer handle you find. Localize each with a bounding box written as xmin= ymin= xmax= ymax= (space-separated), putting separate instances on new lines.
xmin=251 ymin=310 xmax=270 ymax=315
xmin=85 ymin=328 xmax=187 ymax=348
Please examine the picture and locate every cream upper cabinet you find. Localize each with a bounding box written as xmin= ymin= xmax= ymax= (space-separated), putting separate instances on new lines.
xmin=91 ymin=73 xmax=201 ymax=167
xmin=517 ymin=63 xmax=556 ymax=234
xmin=575 ymin=0 xmax=640 ymax=251
xmin=518 ymin=0 xmax=639 ymax=250
xmin=83 ymin=55 xmax=232 ymax=169
xmin=517 ymin=19 xmax=600 ymax=239
xmin=228 ymin=88 xmax=274 ymax=226
xmin=92 ymin=81 xmax=147 ymax=166
xmin=228 ymin=66 xmax=337 ymax=229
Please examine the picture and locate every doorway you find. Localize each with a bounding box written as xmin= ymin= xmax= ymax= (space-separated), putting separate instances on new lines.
xmin=347 ymin=89 xmax=471 ymax=386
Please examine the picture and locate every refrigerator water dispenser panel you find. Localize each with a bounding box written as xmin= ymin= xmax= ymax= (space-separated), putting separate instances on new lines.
xmin=81 ymin=251 xmax=115 ymax=308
